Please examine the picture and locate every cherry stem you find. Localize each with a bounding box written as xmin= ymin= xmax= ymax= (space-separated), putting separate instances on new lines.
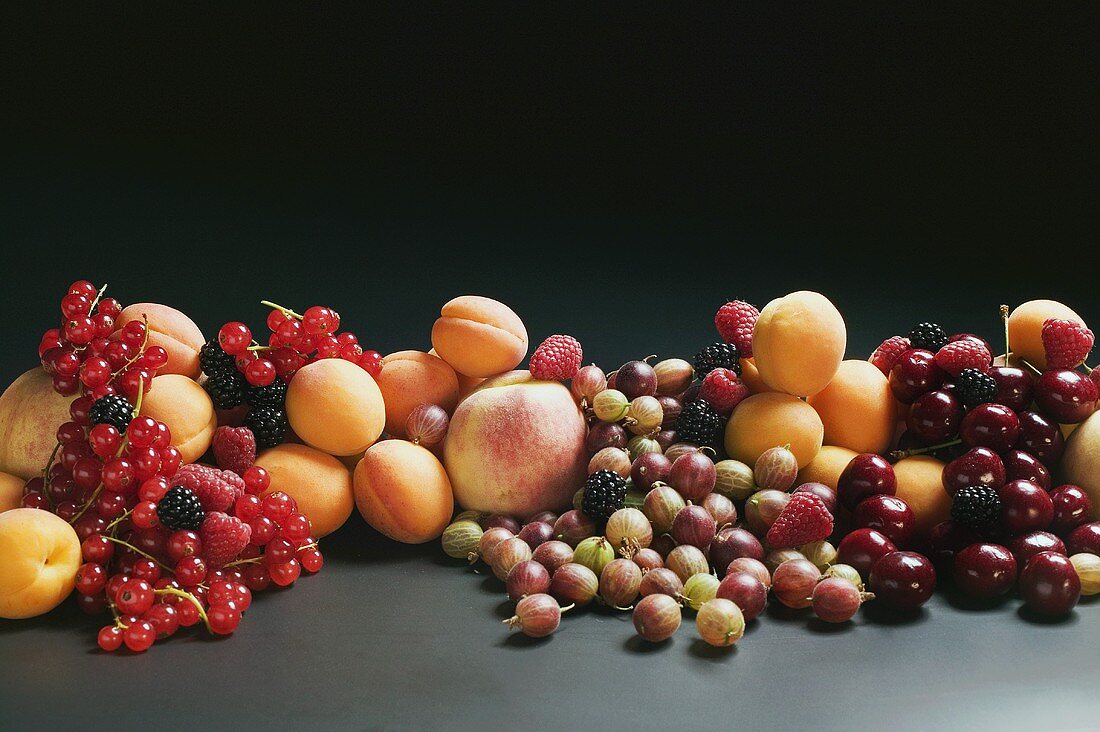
xmin=154 ymin=587 xmax=214 ymax=633
xmin=102 ymin=535 xmax=173 ymax=572
xmin=1019 ymin=359 xmax=1044 ymax=377
xmin=1000 ymin=304 xmax=1011 ymax=363
xmin=260 ymin=300 xmax=303 ymax=320
xmin=889 ymin=438 xmax=962 ymax=460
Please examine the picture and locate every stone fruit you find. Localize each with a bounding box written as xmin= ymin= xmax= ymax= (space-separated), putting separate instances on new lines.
xmin=256 ymin=443 xmax=355 ymax=537
xmin=752 ymin=290 xmax=846 ymax=397
xmin=807 ymin=360 xmax=896 ymax=454
xmin=837 ymin=453 xmax=896 ymax=511
xmin=1007 ymin=299 xmax=1086 ymax=371
xmin=852 ymin=494 xmax=915 ymax=548
xmin=998 ymin=479 xmax=1054 ymax=534
xmin=837 ymin=528 xmax=897 ymax=578
xmin=0 ymin=471 xmax=22 ymax=513
xmin=0 ymin=368 xmax=77 ymax=480
xmin=354 ymin=440 xmax=454 ymax=544
xmin=953 ymin=543 xmax=1016 ymax=599
xmin=114 ymin=302 xmax=206 ymax=379
xmin=724 ymin=392 xmax=824 ymax=469
xmin=375 ymin=350 xmax=461 ymax=438
xmin=1050 ymin=484 xmax=1093 ymax=534
xmin=1009 ymin=531 xmax=1066 ymax=566
xmin=906 ymin=389 xmax=963 ymax=445
xmin=868 ymin=551 xmax=936 ymax=610
xmin=893 ymin=455 xmax=951 ymax=540
xmin=1016 ymin=411 xmax=1064 ymax=466
xmin=431 ymin=295 xmax=529 ymax=378
xmin=1019 ymin=551 xmax=1081 ymax=617
xmin=1003 ymin=449 xmax=1052 ymax=490
xmin=286 ymin=358 xmax=386 ymax=456
xmin=1034 ymin=369 xmax=1098 ymax=425
xmin=991 ymin=366 xmax=1035 ymax=412
xmin=889 ymin=349 xmax=944 ymax=404
xmin=942 ymin=447 xmax=1005 ymax=497
xmin=795 ymin=445 xmax=858 ymax=492
xmin=0 ymin=508 xmax=81 ymax=619
xmin=139 ymin=374 xmax=216 ymax=465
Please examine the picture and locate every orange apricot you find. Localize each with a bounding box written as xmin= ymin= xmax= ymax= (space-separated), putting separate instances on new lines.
xmin=795 ymin=445 xmax=859 ymax=491
xmin=752 ymin=291 xmax=846 ymax=397
xmin=115 ymin=303 xmax=205 ymax=380
xmin=0 ymin=508 xmax=81 ymax=619
xmin=255 ymin=443 xmax=354 ymax=538
xmin=139 ymin=374 xmax=216 ymax=464
xmin=0 ymin=471 xmax=23 ymax=513
xmin=724 ymin=392 xmax=824 ymax=469
xmin=285 ymin=359 xmax=386 ymax=456
xmin=430 ymin=295 xmax=528 ymax=378
xmin=808 ymin=360 xmax=895 ymax=455
xmin=1007 ymin=299 xmax=1086 ymax=371
xmin=893 ymin=455 xmax=950 ymax=540
xmin=354 ymin=439 xmax=454 ymax=544
xmin=376 ymin=350 xmax=461 ymax=438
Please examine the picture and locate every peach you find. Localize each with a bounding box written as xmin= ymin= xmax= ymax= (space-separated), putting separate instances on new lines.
xmin=354 ymin=439 xmax=453 ymax=543
xmin=1 ymin=471 xmax=23 ymax=513
xmin=376 ymin=350 xmax=461 ymax=438
xmin=115 ymin=303 xmax=206 ymax=380
xmin=752 ymin=291 xmax=847 ymax=397
xmin=140 ymin=374 xmax=216 ymax=464
xmin=444 ymin=371 xmax=587 ymax=515
xmin=724 ymin=392 xmax=823 ymax=469
xmin=893 ymin=455 xmax=950 ymax=540
xmin=795 ymin=445 xmax=858 ymax=491
xmin=0 ymin=368 xmax=77 ymax=480
xmin=0 ymin=508 xmax=81 ymax=619
xmin=1008 ymin=299 xmax=1086 ymax=371
xmin=255 ymin=443 xmax=354 ymax=538
xmin=808 ymin=360 xmax=895 ymax=454
xmin=431 ymin=295 xmax=529 ymax=378
xmin=1063 ymin=411 xmax=1100 ymax=508
xmin=285 ymin=359 xmax=386 ymax=456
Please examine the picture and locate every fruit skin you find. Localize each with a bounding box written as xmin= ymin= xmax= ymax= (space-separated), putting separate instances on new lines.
xmin=766 ymin=493 xmax=833 ymax=548
xmin=724 ymin=392 xmax=824 ymax=469
xmin=430 ymin=295 xmax=529 ymax=378
xmin=1019 ymin=551 xmax=1081 ymax=617
xmin=0 ymin=508 xmax=81 ymax=619
xmin=752 ymin=290 xmax=846 ymax=397
xmin=869 ymin=336 xmax=911 ymax=376
xmin=1042 ymin=318 xmax=1094 ymax=369
xmin=139 ymin=374 xmax=216 ymax=465
xmin=257 ymin=443 xmax=356 ymax=537
xmin=212 ymin=426 xmax=257 ymax=475
xmin=1061 ymin=413 xmax=1100 ymax=517
xmin=715 ymin=300 xmax=759 ymax=356
xmin=807 ymin=360 xmax=896 ymax=455
xmin=354 ymin=440 xmax=454 ymax=544
xmin=1034 ymin=369 xmax=1098 ymax=425
xmin=0 ymin=368 xmax=77 ymax=480
xmin=892 ymin=456 xmax=950 ymax=541
xmin=529 ymin=335 xmax=583 ymax=381
xmin=795 ymin=445 xmax=858 ymax=492
xmin=1008 ymin=299 xmax=1085 ymax=371
xmin=445 ymin=371 xmax=587 ymax=516
xmin=0 ymin=471 xmax=22 ymax=513
xmin=868 ymin=551 xmax=936 ymax=610
xmin=837 ymin=453 xmax=896 ymax=512
xmin=285 ymin=358 xmax=386 ymax=456
xmin=375 ymin=350 xmax=461 ymax=439
xmin=953 ymin=543 xmax=1016 ymax=599
xmin=113 ymin=302 xmax=206 ymax=379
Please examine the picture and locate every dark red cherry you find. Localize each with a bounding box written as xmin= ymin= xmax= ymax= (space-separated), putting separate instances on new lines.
xmin=942 ymin=447 xmax=1005 ymax=497
xmin=953 ymin=543 xmax=1016 ymax=599
xmin=1050 ymin=484 xmax=1093 ymax=535
xmin=1015 ymin=411 xmax=1065 ymax=466
xmin=889 ymin=350 xmax=945 ymax=404
xmin=990 ymin=366 xmax=1034 ymax=412
xmin=1002 ymin=449 xmax=1052 ymax=491
xmin=906 ymin=390 xmax=963 ymax=444
xmin=1009 ymin=530 xmax=1066 ymax=566
xmin=928 ymin=520 xmax=981 ymax=571
xmin=960 ymin=403 xmax=1020 ymax=453
xmin=1066 ymin=522 xmax=1100 ymax=555
xmin=868 ymin=551 xmax=936 ymax=610
xmin=852 ymin=494 xmax=915 ymax=548
xmin=837 ymin=528 xmax=897 ymax=578
xmin=1033 ymin=369 xmax=1098 ymax=425
xmin=837 ymin=454 xmax=896 ymax=512
xmin=1019 ymin=551 xmax=1080 ymax=617
xmin=998 ymin=479 xmax=1054 ymax=534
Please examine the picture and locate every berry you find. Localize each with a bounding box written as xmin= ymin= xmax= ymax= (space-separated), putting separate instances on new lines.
xmin=869 ymin=336 xmax=912 ymax=375
xmin=674 ymin=398 xmax=724 ymax=447
xmin=714 ymin=300 xmax=759 ymax=357
xmin=908 ymin=322 xmax=948 ymax=352
xmin=171 ymin=463 xmax=247 ymax=513
xmin=698 ymin=368 xmax=748 ymax=415
xmin=199 ymin=338 xmax=235 ymax=375
xmin=955 ymin=368 xmax=998 ymax=409
xmin=212 ymin=426 xmax=257 ymax=475
xmin=243 ymin=376 xmax=288 ymax=408
xmin=1042 ymin=318 xmax=1094 ymax=369
xmin=693 ymin=342 xmax=741 ymax=377
xmin=934 ymin=339 xmax=991 ymax=377
xmin=244 ymin=406 xmax=289 ymax=450
xmin=218 ymin=322 xmax=252 ymax=355
xmin=244 ymin=358 xmax=277 ymax=387
xmin=766 ymin=492 xmax=834 ymax=548
xmin=951 ymin=484 xmax=1002 ymax=530
xmin=156 ymin=486 xmax=206 ymax=531
xmin=529 ymin=335 xmax=583 ymax=381
xmin=581 ymin=469 xmax=628 ymax=522
xmin=87 ymin=395 xmax=134 ymax=433
xmin=199 ymin=511 xmax=252 ymax=568
xmin=204 ymin=365 xmax=246 ymax=410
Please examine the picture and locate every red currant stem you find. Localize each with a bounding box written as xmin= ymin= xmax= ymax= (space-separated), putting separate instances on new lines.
xmin=1084 ymin=364 xmax=1094 ymax=375
xmin=69 ymin=437 xmax=129 ymax=524
xmin=246 ymin=345 xmax=272 ymax=352
xmin=154 ymin=587 xmax=214 ymax=633
xmin=103 ymin=508 xmax=133 ymax=535
xmin=88 ymin=283 xmax=109 ymax=313
xmin=108 ymin=600 xmax=127 ymax=630
xmin=39 ymin=440 xmax=62 ymax=510
xmin=1019 ymin=358 xmax=1044 ymax=377
xmin=109 ymin=315 xmax=153 ymax=380
xmin=1000 ymin=304 xmax=1011 ymax=363
xmin=132 ymin=375 xmax=145 ymax=417
xmin=221 ymin=556 xmax=263 ymax=569
xmin=101 ymin=535 xmax=173 ymax=572
xmin=888 ymin=438 xmax=962 ymax=460
xmin=259 ymin=300 xmax=303 ymax=320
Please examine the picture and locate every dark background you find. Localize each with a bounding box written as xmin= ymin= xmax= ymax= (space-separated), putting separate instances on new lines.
xmin=1 ymin=5 xmax=1099 ymax=731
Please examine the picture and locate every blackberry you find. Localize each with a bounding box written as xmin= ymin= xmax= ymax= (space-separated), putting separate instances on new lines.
xmin=675 ymin=399 xmax=724 ymax=447
xmin=908 ymin=322 xmax=948 ymax=352
xmin=199 ymin=337 xmax=235 ymax=376
xmin=156 ymin=486 xmax=205 ymax=531
xmin=581 ymin=469 xmax=628 ymax=521
xmin=88 ymin=395 xmax=134 ymax=433
xmin=956 ymin=368 xmax=998 ymax=408
xmin=693 ymin=342 xmax=741 ymax=377
xmin=244 ymin=376 xmax=288 ymax=408
xmin=204 ymin=366 xmax=246 ymax=410
xmin=951 ymin=484 xmax=1001 ymax=530
xmin=244 ymin=406 xmax=288 ymax=450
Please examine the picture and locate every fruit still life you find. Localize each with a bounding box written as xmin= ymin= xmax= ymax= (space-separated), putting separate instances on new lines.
xmin=2 ymin=281 xmax=1099 ymax=653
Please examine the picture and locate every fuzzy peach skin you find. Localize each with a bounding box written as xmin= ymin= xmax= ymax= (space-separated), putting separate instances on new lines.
xmin=139 ymin=374 xmax=216 ymax=464
xmin=0 ymin=471 xmax=24 ymax=513
xmin=0 ymin=368 xmax=77 ymax=480
xmin=444 ymin=371 xmax=588 ymax=516
xmin=354 ymin=440 xmax=454 ymax=544
xmin=808 ymin=360 xmax=896 ymax=455
xmin=430 ymin=295 xmax=529 ymax=378
xmin=255 ymin=443 xmax=354 ymax=538
xmin=795 ymin=445 xmax=859 ymax=492
xmin=285 ymin=359 xmax=386 ymax=456
xmin=752 ymin=290 xmax=846 ymax=397
xmin=114 ymin=303 xmax=205 ymax=380
xmin=724 ymin=392 xmax=824 ymax=469
xmin=376 ymin=350 xmax=461 ymax=438
xmin=1007 ymin=299 xmax=1086 ymax=371
xmin=893 ymin=456 xmax=950 ymax=540
xmin=0 ymin=508 xmax=81 ymax=619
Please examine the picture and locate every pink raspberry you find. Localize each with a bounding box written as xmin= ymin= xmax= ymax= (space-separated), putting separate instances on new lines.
xmin=714 ymin=300 xmax=759 ymax=357
xmin=869 ymin=336 xmax=911 ymax=375
xmin=199 ymin=511 xmax=251 ymax=568
xmin=172 ymin=464 xmax=246 ymax=514
xmin=529 ymin=335 xmax=583 ymax=381
xmin=934 ymin=338 xmax=992 ymax=377
xmin=1042 ymin=319 xmax=1094 ymax=369
xmin=699 ymin=368 xmax=749 ymax=415
xmin=766 ymin=493 xmax=834 ymax=548
xmin=212 ymin=426 xmax=257 ymax=476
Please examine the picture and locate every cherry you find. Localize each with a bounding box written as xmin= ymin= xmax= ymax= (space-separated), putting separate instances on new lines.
xmin=906 ymin=390 xmax=963 ymax=444
xmin=1009 ymin=530 xmax=1066 ymax=566
xmin=960 ymin=403 xmax=1020 ymax=453
xmin=837 ymin=454 xmax=896 ymax=512
xmin=1019 ymin=551 xmax=1080 ymax=617
xmin=1066 ymin=522 xmax=1100 ymax=555
xmin=1050 ymin=484 xmax=1093 ymax=535
xmin=942 ymin=447 xmax=1005 ymax=497
xmin=1033 ymin=369 xmax=1098 ymax=425
xmin=927 ymin=520 xmax=981 ymax=571
xmin=1015 ymin=411 xmax=1065 ymax=467
xmin=998 ymin=479 xmax=1054 ymax=534
xmin=953 ymin=543 xmax=1016 ymax=599
xmin=991 ymin=366 xmax=1034 ymax=412
xmin=868 ymin=551 xmax=936 ymax=610
xmin=1002 ymin=450 xmax=1052 ymax=490
xmin=852 ymin=494 xmax=915 ymax=548
xmin=837 ymin=528 xmax=897 ymax=578
xmin=889 ymin=349 xmax=945 ymax=404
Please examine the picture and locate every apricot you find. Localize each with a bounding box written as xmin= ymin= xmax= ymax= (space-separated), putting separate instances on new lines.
xmin=1008 ymin=300 xmax=1086 ymax=371
xmin=1063 ymin=411 xmax=1100 ymax=508
xmin=430 ymin=295 xmax=529 ymax=378
xmin=1 ymin=471 xmax=23 ymax=513
xmin=0 ymin=368 xmax=77 ymax=480
xmin=139 ymin=374 xmax=216 ymax=464
xmin=115 ymin=303 xmax=205 ymax=380
xmin=354 ymin=439 xmax=454 ymax=543
xmin=285 ymin=359 xmax=386 ymax=456
xmin=739 ymin=358 xmax=775 ymax=395
xmin=430 ymin=348 xmax=485 ymax=396
xmin=893 ymin=455 xmax=950 ymax=540
xmin=808 ymin=360 xmax=895 ymax=454
xmin=752 ymin=291 xmax=847 ymax=397
xmin=724 ymin=392 xmax=824 ymax=469
xmin=796 ymin=445 xmax=859 ymax=491
xmin=255 ymin=443 xmax=354 ymax=537
xmin=0 ymin=508 xmax=81 ymax=619
xmin=376 ymin=350 xmax=461 ymax=438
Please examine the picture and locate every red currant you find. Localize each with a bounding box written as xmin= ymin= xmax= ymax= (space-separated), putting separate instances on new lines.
xmin=176 ymin=599 xmax=201 ymax=627
xmin=358 ymin=350 xmax=383 ymax=377
xmin=315 ymin=335 xmax=340 ymax=358
xmin=92 ymin=313 xmax=115 ymax=338
xmin=141 ymin=345 xmax=169 ymax=370
xmin=101 ymin=458 xmax=135 ymax=493
xmin=88 ymin=423 xmax=121 ymax=457
xmin=175 ymin=556 xmax=207 ymax=586
xmin=63 ymin=316 xmax=96 ymax=345
xmin=242 ymin=466 xmax=270 ymax=495
xmin=56 ymin=420 xmax=84 ymax=444
xmin=122 ymin=619 xmax=157 ymax=652
xmin=61 ymin=293 xmax=92 ymax=318
xmin=244 ymin=358 xmax=276 ymax=387
xmin=218 ymin=322 xmax=252 ymax=355
xmin=138 ymin=476 xmax=171 ymax=503
xmin=103 ymin=341 xmax=133 ymax=369
xmin=69 ymin=395 xmax=95 ymax=426
xmin=115 ymin=578 xmax=155 ymax=615
xmin=302 ymin=306 xmax=339 ymax=335
xmin=97 ymin=625 xmax=123 ymax=652
xmin=249 ymin=516 xmax=277 ymax=546
xmin=132 ymin=501 xmax=160 ymax=530
xmin=270 ymin=559 xmax=301 ymax=587
xmin=282 ymin=512 xmax=311 ymax=542
xmin=243 ymin=563 xmax=271 ymax=591
xmin=234 ymin=494 xmax=262 ymax=522
xmin=167 ymin=530 xmax=202 ymax=562
xmin=207 ymin=604 xmax=242 ymax=635
xmin=144 ymin=603 xmax=179 ymax=638
xmin=95 ymin=491 xmax=127 ymax=520
xmin=75 ymin=562 xmax=107 ymax=595
xmin=261 ymin=491 xmax=295 ymax=523
xmin=299 ymin=548 xmax=324 ymax=573
xmin=68 ymin=280 xmax=98 ymax=298
xmin=264 ymin=537 xmax=296 ymax=565
xmin=126 ymin=416 xmax=159 ymax=448
xmin=120 ymin=320 xmax=147 ymax=347
xmin=159 ymin=446 xmax=183 ymax=476
xmin=82 ymin=534 xmax=115 ymax=563
xmin=72 ymin=457 xmax=102 ymax=491
xmin=79 ymin=357 xmax=112 ymax=388
xmin=98 ymin=297 xmax=122 ymax=318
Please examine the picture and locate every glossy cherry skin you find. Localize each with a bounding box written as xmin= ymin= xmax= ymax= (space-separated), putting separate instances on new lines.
xmin=868 ymin=551 xmax=937 ymax=610
xmin=1009 ymin=530 xmax=1066 ymax=566
xmin=928 ymin=520 xmax=981 ymax=571
xmin=906 ymin=390 xmax=963 ymax=444
xmin=998 ymin=479 xmax=1054 ymax=534
xmin=991 ymin=366 xmax=1034 ymax=413
xmin=1050 ymin=484 xmax=1093 ymax=535
xmin=960 ymin=403 xmax=1020 ymax=453
xmin=942 ymin=447 xmax=1005 ymax=497
xmin=852 ymin=494 xmax=915 ymax=548
xmin=953 ymin=543 xmax=1017 ymax=599
xmin=1065 ymin=522 xmax=1100 ymax=555
xmin=1019 ymin=551 xmax=1081 ymax=617
xmin=1033 ymin=369 xmax=1098 ymax=425
xmin=890 ymin=349 xmax=945 ymax=404
xmin=837 ymin=454 xmax=897 ymax=512
xmin=1015 ymin=411 xmax=1065 ymax=467
xmin=837 ymin=528 xmax=897 ymax=578
xmin=1002 ymin=449 xmax=1052 ymax=491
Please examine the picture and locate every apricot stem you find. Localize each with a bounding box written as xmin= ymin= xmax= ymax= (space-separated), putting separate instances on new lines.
xmin=260 ymin=300 xmax=303 ymax=320
xmin=888 ymin=438 xmax=962 ymax=460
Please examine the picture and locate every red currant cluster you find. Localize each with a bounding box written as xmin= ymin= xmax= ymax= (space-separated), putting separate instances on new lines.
xmin=38 ymin=280 xmax=167 ymax=400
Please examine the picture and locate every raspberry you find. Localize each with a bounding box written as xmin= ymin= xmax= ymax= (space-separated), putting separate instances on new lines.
xmin=766 ymin=493 xmax=834 ymax=548
xmin=199 ymin=511 xmax=251 ymax=568
xmin=212 ymin=426 xmax=257 ymax=476
xmin=934 ymin=338 xmax=992 ymax=377
xmin=699 ymin=368 xmax=749 ymax=415
xmin=714 ymin=300 xmax=759 ymax=357
xmin=1042 ymin=319 xmax=1094 ymax=369
xmin=530 ymin=335 xmax=583 ymax=381
xmin=172 ymin=464 xmax=247 ymax=514
xmin=869 ymin=336 xmax=911 ymax=375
